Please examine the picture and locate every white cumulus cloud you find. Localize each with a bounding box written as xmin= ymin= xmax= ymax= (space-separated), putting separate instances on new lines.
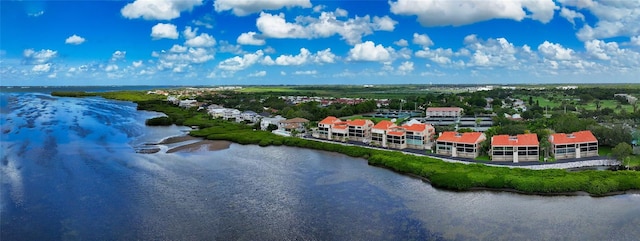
xmin=569 ymin=0 xmax=640 ymax=41
xmin=214 ymin=0 xmax=311 ymax=16
xmin=631 ymin=36 xmax=640 ymax=46
xmin=416 ymin=48 xmax=454 ymax=65
xmin=347 ymin=41 xmax=393 ymax=62
xmin=462 ymin=37 xmax=518 ymax=68
xmin=185 ymin=33 xmax=216 ymax=47
xmin=151 ymin=23 xmax=179 ymax=40
xmin=538 ymin=41 xmax=574 ymax=60
xmin=263 ymin=48 xmax=336 ymax=66
xmin=121 ymin=0 xmax=203 ymax=20
xmin=413 ymin=33 xmax=434 ymax=47
xmin=256 ymin=11 xmax=398 ymax=45
xmin=65 ymin=34 xmax=86 ymax=45
xmin=111 ymin=51 xmax=126 ymax=62
xmin=394 ymin=39 xmax=409 ymax=47
xmin=105 ymin=64 xmax=119 ymax=72
xmin=559 ymin=7 xmax=585 ymax=26
xmin=274 ymin=48 xmax=311 ymax=65
xmin=248 ymin=70 xmax=267 ymax=77
xmin=372 ymin=16 xmax=398 ymax=31
xmin=32 ymin=63 xmax=51 ymax=72
xmin=390 ymin=0 xmax=557 ymax=27
xmin=293 ymin=70 xmax=317 ymax=75
xmin=237 ymin=32 xmax=266 ymax=45
xmin=23 ymin=49 xmax=57 ymax=64
xmin=398 ymin=61 xmax=414 ymax=73
xmin=218 ymin=50 xmax=265 ymax=71
xmin=170 ymin=44 xmax=188 ymax=53
xmin=153 ymin=47 xmax=214 ymax=72
xmin=183 ymin=26 xmax=198 ymax=39
xmin=314 ymin=48 xmax=336 ymax=64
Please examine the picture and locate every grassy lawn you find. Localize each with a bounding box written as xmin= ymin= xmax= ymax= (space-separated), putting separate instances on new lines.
xmin=582 ymin=100 xmax=633 ymax=113
xmin=599 ymin=146 xmax=640 ymax=167
xmin=474 ymin=155 xmax=491 ymax=162
xmin=624 ymin=155 xmax=640 ymax=167
xmin=524 ymin=95 xmax=633 ymax=114
xmin=598 ymin=146 xmax=612 ymax=157
xmin=532 ymin=97 xmax=561 ymax=108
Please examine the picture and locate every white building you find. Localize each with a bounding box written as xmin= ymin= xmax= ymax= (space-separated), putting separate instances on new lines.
xmin=239 ymin=111 xmax=261 ymax=123
xmin=223 ymin=109 xmax=241 ymax=120
xmin=178 ymin=99 xmax=198 ymax=108
xmin=260 ymin=115 xmax=286 ymax=130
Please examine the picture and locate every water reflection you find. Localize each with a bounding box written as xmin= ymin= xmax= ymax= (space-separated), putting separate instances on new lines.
xmin=1 ymin=93 xmax=639 ymax=240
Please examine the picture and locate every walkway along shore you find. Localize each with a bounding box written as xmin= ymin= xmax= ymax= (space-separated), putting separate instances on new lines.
xmin=303 ymin=136 xmax=621 ymax=170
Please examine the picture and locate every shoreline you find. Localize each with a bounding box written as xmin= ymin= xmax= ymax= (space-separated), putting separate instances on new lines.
xmin=368 ymin=162 xmax=640 ymax=197
xmin=166 ymin=140 xmax=231 ymax=153
xmin=84 ymin=90 xmax=640 ymax=197
xmin=137 ymin=135 xmax=231 ymax=154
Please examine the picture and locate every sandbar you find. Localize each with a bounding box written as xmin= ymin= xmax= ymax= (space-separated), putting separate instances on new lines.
xmin=166 ymin=140 xmax=231 ymax=153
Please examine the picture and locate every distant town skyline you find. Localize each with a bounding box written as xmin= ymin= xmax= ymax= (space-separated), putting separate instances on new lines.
xmin=1 ymin=0 xmax=639 ymax=86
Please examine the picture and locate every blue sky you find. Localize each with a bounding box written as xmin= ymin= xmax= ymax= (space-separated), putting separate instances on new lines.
xmin=1 ymin=0 xmax=639 ymax=86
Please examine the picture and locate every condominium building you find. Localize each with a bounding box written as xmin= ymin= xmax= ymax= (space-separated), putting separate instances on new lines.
xmin=317 ymin=117 xmax=373 ymax=142
xmin=491 ymin=134 xmax=539 ymax=162
xmin=426 ymin=107 xmax=463 ymax=118
xmin=402 ymin=122 xmax=435 ymax=150
xmin=346 ymin=119 xmax=374 ymax=142
xmin=317 ymin=116 xmax=342 ymax=140
xmin=549 ymin=131 xmax=599 ymax=159
xmin=435 ymin=131 xmax=486 ymax=158
xmin=371 ymin=120 xmax=396 ymax=148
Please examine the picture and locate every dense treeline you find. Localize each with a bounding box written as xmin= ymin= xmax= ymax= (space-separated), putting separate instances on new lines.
xmin=51 ymin=91 xmax=98 ymax=97
xmin=145 ymin=116 xmax=173 ymax=126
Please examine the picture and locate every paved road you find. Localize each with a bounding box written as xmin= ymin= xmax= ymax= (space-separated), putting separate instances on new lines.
xmin=303 ymin=136 xmax=614 ymax=168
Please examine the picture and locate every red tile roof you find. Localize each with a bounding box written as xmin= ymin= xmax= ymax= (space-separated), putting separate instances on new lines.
xmin=549 ymin=131 xmax=598 ymax=145
xmin=347 ymin=119 xmax=371 ymax=127
xmin=437 ymin=131 xmax=485 ymax=144
xmin=333 ymin=124 xmax=348 ymax=130
xmin=402 ymin=123 xmax=433 ymax=132
xmin=319 ymin=116 xmax=340 ymax=125
xmin=373 ymin=120 xmax=396 ymax=130
xmin=492 ymin=134 xmax=539 ymax=146
xmin=426 ymin=107 xmax=463 ymax=112
xmin=347 ymin=119 xmax=373 ymax=126
xmin=387 ymin=131 xmax=405 ymax=136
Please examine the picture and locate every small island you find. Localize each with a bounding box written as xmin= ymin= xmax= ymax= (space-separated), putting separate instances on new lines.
xmin=53 ymin=84 xmax=640 ymax=196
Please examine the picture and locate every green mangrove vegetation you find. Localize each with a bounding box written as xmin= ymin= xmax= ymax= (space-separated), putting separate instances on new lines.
xmin=84 ymin=90 xmax=640 ymax=196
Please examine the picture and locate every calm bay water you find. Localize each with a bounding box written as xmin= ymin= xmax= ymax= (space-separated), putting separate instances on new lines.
xmin=1 ymin=90 xmax=639 ymax=240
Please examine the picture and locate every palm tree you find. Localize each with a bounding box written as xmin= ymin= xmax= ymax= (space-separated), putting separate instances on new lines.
xmin=594 ymin=99 xmax=602 ymax=111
